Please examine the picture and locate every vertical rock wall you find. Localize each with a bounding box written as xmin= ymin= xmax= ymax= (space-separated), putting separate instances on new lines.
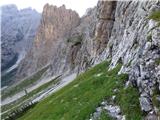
xmin=103 ymin=1 xmax=160 ymax=117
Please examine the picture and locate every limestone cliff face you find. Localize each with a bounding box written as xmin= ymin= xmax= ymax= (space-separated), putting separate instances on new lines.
xmin=102 ymin=1 xmax=160 ymax=118
xmin=17 ymin=4 xmax=80 ymax=79
xmin=63 ymin=1 xmax=117 ymax=73
xmin=66 ymin=0 xmax=160 ymax=118
xmin=95 ymin=1 xmax=116 ymax=53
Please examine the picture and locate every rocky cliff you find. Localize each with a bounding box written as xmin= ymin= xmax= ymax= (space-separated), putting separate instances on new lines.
xmin=95 ymin=0 xmax=160 ymax=119
xmin=16 ymin=0 xmax=160 ymax=118
xmin=17 ymin=2 xmax=116 ymax=79
xmin=17 ymin=4 xmax=80 ymax=79
xmin=1 ymin=4 xmax=41 ymax=72
xmin=104 ymin=1 xmax=160 ymax=118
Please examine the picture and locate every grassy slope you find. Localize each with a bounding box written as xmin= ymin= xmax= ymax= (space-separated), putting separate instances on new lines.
xmin=98 ymin=112 xmax=113 ymax=120
xmin=149 ymin=11 xmax=160 ymax=22
xmin=18 ymin=61 xmax=142 ymax=120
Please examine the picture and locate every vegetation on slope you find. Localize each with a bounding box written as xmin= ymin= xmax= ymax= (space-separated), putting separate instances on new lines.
xmin=148 ymin=10 xmax=160 ymax=28
xmin=149 ymin=11 xmax=160 ymax=22
xmin=2 ymin=77 xmax=60 ymax=119
xmin=2 ymin=66 xmax=49 ymax=100
xmin=67 ymin=35 xmax=82 ymax=45
xmin=98 ymin=111 xmax=113 ymax=120
xmin=18 ymin=61 xmax=142 ymax=120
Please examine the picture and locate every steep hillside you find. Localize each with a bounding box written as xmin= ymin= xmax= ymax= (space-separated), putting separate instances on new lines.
xmin=9 ymin=61 xmax=142 ymax=120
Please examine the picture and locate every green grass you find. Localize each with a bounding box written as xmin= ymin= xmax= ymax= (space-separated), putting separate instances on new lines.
xmin=98 ymin=110 xmax=113 ymax=120
xmin=148 ymin=11 xmax=160 ymax=32
xmin=2 ymin=66 xmax=49 ymax=100
xmin=152 ymin=85 xmax=160 ymax=117
xmin=152 ymin=86 xmax=160 ymax=109
xmin=116 ymin=86 xmax=142 ymax=120
xmin=2 ymin=76 xmax=60 ymax=119
xmin=18 ymin=61 xmax=142 ymax=120
xmin=155 ymin=58 xmax=160 ymax=65
xmin=149 ymin=11 xmax=160 ymax=22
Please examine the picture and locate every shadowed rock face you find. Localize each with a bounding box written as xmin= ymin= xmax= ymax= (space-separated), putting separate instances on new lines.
xmin=62 ymin=1 xmax=117 ymax=73
xmin=1 ymin=4 xmax=41 ymax=72
xmin=95 ymin=1 xmax=116 ymax=54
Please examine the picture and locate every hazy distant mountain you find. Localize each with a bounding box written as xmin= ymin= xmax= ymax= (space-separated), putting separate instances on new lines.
xmin=1 ymin=4 xmax=41 ymax=72
xmin=1 ymin=4 xmax=41 ymax=87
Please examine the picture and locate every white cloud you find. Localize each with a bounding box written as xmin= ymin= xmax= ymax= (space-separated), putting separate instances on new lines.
xmin=0 ymin=0 xmax=98 ymax=16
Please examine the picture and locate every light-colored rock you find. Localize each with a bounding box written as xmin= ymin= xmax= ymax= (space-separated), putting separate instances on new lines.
xmin=103 ymin=1 xmax=160 ymax=116
xmin=90 ymin=100 xmax=125 ymax=120
xmin=139 ymin=94 xmax=153 ymax=112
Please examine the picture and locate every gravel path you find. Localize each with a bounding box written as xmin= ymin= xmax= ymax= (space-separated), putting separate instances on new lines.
xmin=2 ymin=75 xmax=58 ymax=105
xmin=32 ymin=73 xmax=77 ymax=103
xmin=2 ymin=73 xmax=77 ymax=116
xmin=2 ymin=73 xmax=77 ymax=109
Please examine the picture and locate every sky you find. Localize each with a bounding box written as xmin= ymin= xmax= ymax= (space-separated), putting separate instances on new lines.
xmin=0 ymin=0 xmax=98 ymax=16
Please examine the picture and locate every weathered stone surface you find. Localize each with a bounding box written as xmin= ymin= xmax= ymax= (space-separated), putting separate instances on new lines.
xmin=95 ymin=1 xmax=116 ymax=54
xmin=89 ymin=100 xmax=125 ymax=120
xmin=145 ymin=112 xmax=159 ymax=120
xmin=140 ymin=93 xmax=153 ymax=112
xmin=103 ymin=1 xmax=160 ymax=117
xmin=17 ymin=1 xmax=117 ymax=80
xmin=17 ymin=4 xmax=80 ymax=80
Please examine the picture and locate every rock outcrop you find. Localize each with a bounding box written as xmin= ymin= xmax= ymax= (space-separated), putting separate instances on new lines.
xmin=95 ymin=1 xmax=116 ymax=54
xmin=1 ymin=4 xmax=41 ymax=72
xmin=63 ymin=1 xmax=117 ymax=73
xmin=102 ymin=1 xmax=160 ymax=118
xmin=16 ymin=4 xmax=80 ymax=79
xmin=17 ymin=1 xmax=117 ymax=79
